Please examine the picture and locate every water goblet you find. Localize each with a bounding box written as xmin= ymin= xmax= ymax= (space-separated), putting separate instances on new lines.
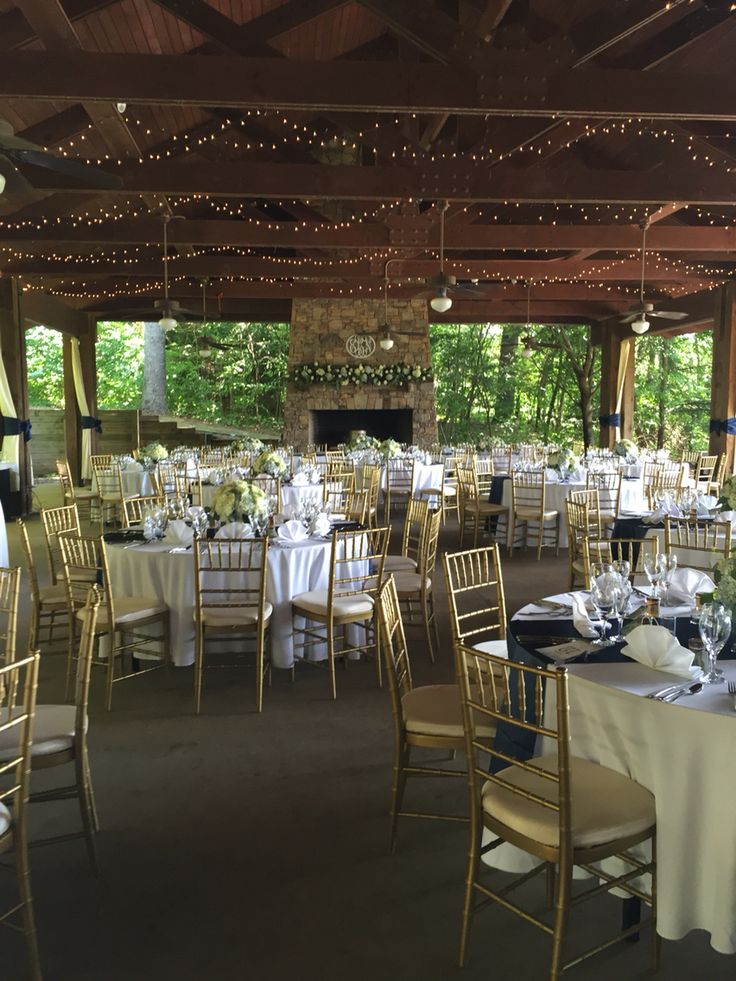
xmin=611 ymin=558 xmax=631 ymax=581
xmin=698 ymin=603 xmax=732 ymax=685
xmin=659 ymin=553 xmax=678 ymax=606
xmin=643 ymin=552 xmax=663 ymax=599
xmin=608 ymin=578 xmax=631 ymax=643
xmin=590 ymin=577 xmax=616 ymax=647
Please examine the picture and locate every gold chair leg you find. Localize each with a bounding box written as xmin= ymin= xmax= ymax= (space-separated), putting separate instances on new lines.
xmin=74 ymin=752 xmax=99 ymax=874
xmin=194 ymin=628 xmax=204 ymax=714
xmin=16 ymin=823 xmax=43 ymax=981
xmin=458 ymin=813 xmax=482 ymax=968
xmin=327 ymin=620 xmax=337 ymax=700
xmin=508 ymin=516 xmax=516 ymax=557
xmin=389 ymin=744 xmax=409 ymax=853
xmin=549 ymin=863 xmax=571 ymax=980
xmin=422 ymin=591 xmax=437 ymax=663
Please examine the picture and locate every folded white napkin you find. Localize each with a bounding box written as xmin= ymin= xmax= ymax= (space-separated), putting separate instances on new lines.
xmin=666 ymin=568 xmax=715 ymax=604
xmin=622 ymin=624 xmax=695 ymax=678
xmin=291 ymin=470 xmax=310 ymax=486
xmin=643 ymin=495 xmax=681 ymax=524
xmin=571 ymin=592 xmax=602 ymax=639
xmin=215 ymin=521 xmax=253 ymax=539
xmin=164 ymin=519 xmax=194 ymax=547
xmin=277 ymin=519 xmax=308 ymax=544
xmin=569 ymin=468 xmax=586 ymax=482
xmin=311 ymin=512 xmax=331 ymax=537
xmin=544 ymin=467 xmax=559 ymax=482
xmin=128 ymin=460 xmax=143 ymax=472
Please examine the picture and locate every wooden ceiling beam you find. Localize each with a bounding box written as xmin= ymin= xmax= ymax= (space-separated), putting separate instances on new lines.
xmin=8 ymin=256 xmax=714 ymax=284
xmin=0 ymin=0 xmax=116 ymax=51
xmin=2 ymin=220 xmax=735 ymax=252
xmin=3 ymin=51 xmax=736 ymax=121
xmin=11 ymin=157 xmax=736 ymax=204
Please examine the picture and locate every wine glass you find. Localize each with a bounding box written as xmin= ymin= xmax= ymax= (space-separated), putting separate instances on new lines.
xmin=698 ymin=603 xmax=732 ymax=685
xmin=643 ymin=553 xmax=662 ymax=599
xmin=608 ymin=577 xmax=632 ymax=643
xmin=590 ymin=577 xmax=616 ymax=647
xmin=659 ymin=553 xmax=678 ymax=606
xmin=611 ymin=558 xmax=631 ymax=581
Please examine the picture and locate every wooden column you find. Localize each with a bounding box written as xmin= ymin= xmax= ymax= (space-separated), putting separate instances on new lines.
xmin=598 ymin=331 xmax=636 ymax=447
xmin=0 ymin=277 xmax=31 ymax=515
xmin=80 ymin=318 xmax=99 ymax=462
xmin=62 ymin=335 xmax=81 ymax=484
xmin=708 ymin=283 xmax=736 ymax=473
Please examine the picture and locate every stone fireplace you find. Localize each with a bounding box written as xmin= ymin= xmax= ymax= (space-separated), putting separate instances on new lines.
xmin=282 ymin=298 xmax=438 ymax=448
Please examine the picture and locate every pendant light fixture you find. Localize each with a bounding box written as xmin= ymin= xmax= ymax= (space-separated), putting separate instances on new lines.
xmin=521 ymin=281 xmax=534 ymax=356
xmin=379 ymin=264 xmax=395 ymax=350
xmin=198 ymin=278 xmax=212 ymax=359
xmin=429 ymin=202 xmax=453 ymax=312
xmin=158 ymin=215 xmax=178 ymax=331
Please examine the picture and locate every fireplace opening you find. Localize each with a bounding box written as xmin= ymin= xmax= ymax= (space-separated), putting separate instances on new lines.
xmin=310 ymin=409 xmax=413 ymax=447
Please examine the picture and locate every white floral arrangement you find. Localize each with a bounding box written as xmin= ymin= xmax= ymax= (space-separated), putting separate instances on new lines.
xmin=406 ymin=445 xmax=427 ymax=461
xmin=713 ymin=556 xmax=736 ymax=608
xmin=252 ymin=449 xmax=288 ymax=477
xmin=614 ymin=439 xmax=639 ymax=459
xmin=140 ymin=441 xmax=168 ymax=462
xmin=380 ymin=438 xmax=403 ymax=459
xmin=348 ymin=433 xmax=379 ymax=453
xmin=547 ymin=447 xmax=579 ymax=472
xmin=211 ymin=480 xmax=269 ymax=524
xmin=231 ymin=436 xmax=264 ymax=454
xmin=290 ymin=362 xmax=432 ymax=388
xmin=717 ymin=474 xmax=736 ymax=512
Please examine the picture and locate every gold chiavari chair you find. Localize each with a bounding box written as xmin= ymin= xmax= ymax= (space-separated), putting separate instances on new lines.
xmin=55 ymin=459 xmax=99 ymax=522
xmin=121 ymin=494 xmax=166 ymax=529
xmin=443 ymin=545 xmax=508 ymax=660
xmin=509 ymin=471 xmax=560 ymax=560
xmin=89 ymin=454 xmax=112 ymax=469
xmin=323 ymin=469 xmax=355 ymax=502
xmin=375 ymin=576 xmax=484 ymax=853
xmin=709 ymin=453 xmax=728 ymax=496
xmin=291 ymin=526 xmax=390 ymax=699
xmin=357 ymin=463 xmax=382 ymax=528
xmin=680 ymin=450 xmax=700 ymax=474
xmin=251 ymin=476 xmax=280 ymax=513
xmin=585 ymin=471 xmax=621 ymax=527
xmin=490 ymin=445 xmax=512 ymax=474
xmin=40 ymin=504 xmax=81 ymax=585
xmin=456 ymin=466 xmax=508 ymax=549
xmin=694 ymin=454 xmax=719 ymax=492
xmin=384 ymin=497 xmax=429 ymax=574
xmin=0 ymin=589 xmax=101 ymax=873
xmin=92 ymin=461 xmax=135 ymax=527
xmin=0 ymin=651 xmax=42 ymax=981
xmin=17 ymin=520 xmax=66 ymax=651
xmin=565 ymin=497 xmax=598 ymax=590
xmin=59 ymin=535 xmax=170 ymax=709
xmin=0 ymin=567 xmax=20 ymax=673
xmin=193 ymin=536 xmax=271 ymax=714
xmin=384 ymin=458 xmax=413 ymax=519
xmin=664 ymin=516 xmax=732 ymax=572
xmin=152 ymin=460 xmax=177 ymax=497
xmin=581 ymin=536 xmax=659 ymax=589
xmin=455 ymin=643 xmax=658 ymax=978
xmin=325 ymin=450 xmax=346 ymax=464
xmin=392 ymin=507 xmax=441 ymax=662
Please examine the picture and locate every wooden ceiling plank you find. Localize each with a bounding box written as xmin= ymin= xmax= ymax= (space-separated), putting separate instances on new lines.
xmin=0 ymin=0 xmax=118 ymax=51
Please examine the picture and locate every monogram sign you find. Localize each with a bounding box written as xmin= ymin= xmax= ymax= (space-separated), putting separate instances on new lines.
xmin=345 ymin=333 xmax=376 ymax=359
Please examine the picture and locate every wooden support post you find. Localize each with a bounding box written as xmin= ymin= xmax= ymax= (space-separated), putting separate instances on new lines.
xmin=708 ymin=283 xmax=736 ymax=474
xmin=0 ymin=278 xmax=31 ymax=516
xmin=599 ymin=332 xmax=635 ymax=447
xmin=63 ymin=335 xmax=81 ymax=485
xmin=80 ymin=318 xmax=98 ymax=462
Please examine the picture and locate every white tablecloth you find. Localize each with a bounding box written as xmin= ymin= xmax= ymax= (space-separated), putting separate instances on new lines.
xmin=92 ymin=469 xmax=155 ymax=497
xmin=486 ymin=660 xmax=736 ymax=954
xmin=106 ymin=538 xmax=334 ymax=669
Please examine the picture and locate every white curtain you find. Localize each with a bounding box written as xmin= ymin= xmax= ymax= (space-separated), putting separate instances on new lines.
xmin=613 ymin=338 xmax=632 ymax=442
xmin=70 ymin=338 xmax=93 ymax=480
xmin=0 ymin=339 xmax=21 ymax=491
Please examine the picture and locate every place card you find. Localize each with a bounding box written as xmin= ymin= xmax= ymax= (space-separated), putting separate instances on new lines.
xmin=535 ymin=639 xmax=597 ymax=662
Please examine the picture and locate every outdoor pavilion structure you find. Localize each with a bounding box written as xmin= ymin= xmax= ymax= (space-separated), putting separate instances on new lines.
xmin=1 ymin=0 xmax=736 ymax=513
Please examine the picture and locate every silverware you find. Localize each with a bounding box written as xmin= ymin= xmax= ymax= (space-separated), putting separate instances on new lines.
xmin=645 ymin=682 xmax=686 ymax=700
xmin=661 ymin=682 xmax=703 ymax=703
xmin=728 ymin=680 xmax=736 ymax=711
xmin=122 ymin=541 xmax=145 ymax=549
xmin=538 ymin=599 xmax=572 ymax=611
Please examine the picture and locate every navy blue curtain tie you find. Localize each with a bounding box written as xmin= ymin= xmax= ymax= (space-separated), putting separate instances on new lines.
xmin=81 ymin=415 xmax=103 ymax=434
xmin=599 ymin=413 xmax=621 ymax=427
xmin=2 ymin=416 xmax=32 ymax=442
xmin=709 ymin=418 xmax=736 ymax=436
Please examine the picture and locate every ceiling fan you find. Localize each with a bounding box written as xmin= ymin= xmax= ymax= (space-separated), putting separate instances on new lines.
xmin=376 ymin=260 xmax=430 ymax=348
xmin=154 ymin=215 xmax=197 ymax=330
xmin=620 ymin=222 xmax=688 ymax=334
xmin=0 ymin=119 xmax=123 ymax=195
xmin=414 ymin=201 xmax=492 ymax=312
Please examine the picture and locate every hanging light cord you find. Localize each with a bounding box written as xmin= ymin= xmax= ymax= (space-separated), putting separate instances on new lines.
xmin=162 ymin=215 xmax=170 ymax=307
xmin=639 ymin=222 xmax=648 ymax=307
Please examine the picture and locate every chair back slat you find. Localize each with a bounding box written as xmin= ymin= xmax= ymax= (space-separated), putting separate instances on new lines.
xmin=41 ymin=503 xmax=81 ymax=582
xmin=443 ymin=545 xmax=507 ymax=646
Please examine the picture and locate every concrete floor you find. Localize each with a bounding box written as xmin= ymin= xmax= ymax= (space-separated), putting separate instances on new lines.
xmin=3 ymin=516 xmax=734 ymax=981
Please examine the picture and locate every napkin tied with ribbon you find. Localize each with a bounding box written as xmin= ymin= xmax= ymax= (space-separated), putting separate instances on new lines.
xmin=290 ymin=470 xmax=310 ymax=486
xmin=622 ymin=624 xmax=695 ymax=678
xmin=570 ymin=592 xmax=604 ymax=639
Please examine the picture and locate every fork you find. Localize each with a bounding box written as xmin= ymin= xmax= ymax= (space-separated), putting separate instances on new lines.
xmin=728 ymin=680 xmax=736 ymax=710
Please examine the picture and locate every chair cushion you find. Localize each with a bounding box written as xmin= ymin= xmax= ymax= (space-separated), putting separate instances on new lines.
xmin=599 ymin=510 xmax=616 ymax=523
xmin=73 ymin=489 xmax=98 ymax=500
xmin=39 ymin=584 xmax=67 ymax=609
xmin=442 ymin=484 xmax=457 ymax=497
xmin=0 ymin=705 xmax=77 ymax=762
xmin=76 ymin=596 xmax=167 ymax=628
xmin=472 ymin=639 xmax=508 ymax=659
xmin=481 ymin=754 xmax=655 ymax=850
xmin=292 ymin=589 xmax=374 ymax=619
xmin=393 ymin=571 xmax=431 ymax=595
xmin=402 ymin=684 xmax=495 ymax=740
xmin=0 ymin=801 xmax=9 ymax=836
xmin=384 ymin=555 xmax=417 ymax=572
xmin=515 ymin=507 xmax=558 ymax=520
xmin=198 ymin=602 xmax=273 ymax=627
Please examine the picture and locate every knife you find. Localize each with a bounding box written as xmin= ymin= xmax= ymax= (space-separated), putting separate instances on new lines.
xmin=645 ymin=682 xmax=689 ymax=700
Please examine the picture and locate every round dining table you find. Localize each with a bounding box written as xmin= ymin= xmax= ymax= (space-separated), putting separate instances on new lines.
xmin=106 ymin=536 xmax=336 ymax=669
xmin=490 ymin=595 xmax=736 ymax=955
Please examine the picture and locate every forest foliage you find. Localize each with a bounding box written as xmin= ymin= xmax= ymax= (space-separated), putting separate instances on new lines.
xmin=25 ymin=319 xmax=712 ymax=450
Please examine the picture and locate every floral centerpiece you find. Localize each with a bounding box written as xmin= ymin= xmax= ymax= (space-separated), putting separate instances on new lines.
xmin=716 ymin=474 xmax=736 ymax=512
xmin=713 ymin=555 xmax=736 ymax=608
xmin=232 ymin=436 xmax=264 ymax=454
xmin=211 ymin=480 xmax=269 ymax=526
xmin=614 ymin=439 xmax=639 ymax=460
xmin=290 ymin=362 xmax=432 ymax=389
xmin=380 ymin=438 xmax=402 ymax=459
xmin=348 ymin=433 xmax=379 ymax=453
xmin=252 ymin=449 xmax=288 ymax=478
xmin=547 ymin=447 xmax=579 ymax=474
xmin=139 ymin=442 xmax=168 ymax=471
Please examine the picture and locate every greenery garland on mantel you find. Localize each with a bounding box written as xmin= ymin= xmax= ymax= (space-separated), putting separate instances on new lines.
xmin=289 ymin=362 xmax=433 ymax=389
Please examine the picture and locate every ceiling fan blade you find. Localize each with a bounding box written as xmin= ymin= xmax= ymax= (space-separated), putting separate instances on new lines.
xmin=5 ymin=148 xmax=123 ymax=190
xmin=650 ymin=310 xmax=688 ymax=321
xmin=0 ymin=154 xmax=34 ymax=196
xmin=451 ymin=285 xmax=488 ymax=298
xmin=619 ymin=312 xmax=639 ymax=324
xmin=414 ymin=289 xmax=434 ymax=299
